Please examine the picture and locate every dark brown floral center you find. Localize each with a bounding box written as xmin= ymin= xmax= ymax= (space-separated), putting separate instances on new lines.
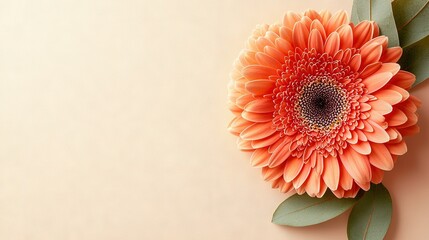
xmin=296 ymin=80 xmax=348 ymax=131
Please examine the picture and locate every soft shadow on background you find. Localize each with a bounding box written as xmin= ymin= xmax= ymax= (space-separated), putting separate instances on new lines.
xmin=0 ymin=0 xmax=427 ymax=239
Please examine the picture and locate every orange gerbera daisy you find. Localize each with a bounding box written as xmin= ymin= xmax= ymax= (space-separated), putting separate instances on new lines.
xmin=228 ymin=10 xmax=420 ymax=198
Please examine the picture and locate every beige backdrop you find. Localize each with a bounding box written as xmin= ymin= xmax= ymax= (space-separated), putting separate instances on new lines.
xmin=0 ymin=0 xmax=428 ymax=239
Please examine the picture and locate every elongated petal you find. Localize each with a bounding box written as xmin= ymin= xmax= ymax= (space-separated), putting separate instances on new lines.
xmin=305 ymin=170 xmax=321 ymax=197
xmin=350 ymin=140 xmax=371 ymax=155
xmin=308 ymin=29 xmax=324 ymax=52
xmin=293 ymin=21 xmax=310 ymax=49
xmin=242 ymin=111 xmax=272 ymax=122
xmin=339 ymin=162 xmax=353 ymax=190
xmin=368 ymin=99 xmax=393 ymax=115
xmin=325 ymin=32 xmax=340 ymax=56
xmin=283 ymin=157 xmax=304 ymax=182
xmin=322 ymin=155 xmax=340 ymax=190
xmin=339 ymin=147 xmax=371 ymax=185
xmin=255 ymin=52 xmax=282 ymax=69
xmin=245 ymin=80 xmax=275 ymax=96
xmin=269 ymin=140 xmax=293 ymax=167
xmin=293 ymin=163 xmax=311 ymax=188
xmin=362 ymin=72 xmax=393 ymax=94
xmin=325 ymin=10 xmax=348 ymax=34
xmin=242 ymin=65 xmax=277 ymax=80
xmin=365 ymin=119 xmax=391 ymax=143
xmin=244 ymin=98 xmax=275 ymax=113
xmin=240 ymin=122 xmax=276 ymax=140
xmin=251 ymin=132 xmax=281 ymax=148
xmin=373 ymin=89 xmax=403 ymax=105
xmin=369 ymin=143 xmax=394 ymax=171
xmin=337 ymin=24 xmax=353 ymax=49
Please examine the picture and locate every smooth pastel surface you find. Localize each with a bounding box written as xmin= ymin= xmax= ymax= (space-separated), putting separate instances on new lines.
xmin=0 ymin=0 xmax=427 ymax=239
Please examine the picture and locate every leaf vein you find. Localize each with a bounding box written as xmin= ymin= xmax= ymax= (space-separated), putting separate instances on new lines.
xmin=398 ymin=0 xmax=429 ymax=30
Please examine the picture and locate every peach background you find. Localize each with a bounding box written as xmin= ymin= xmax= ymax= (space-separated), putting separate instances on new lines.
xmin=0 ymin=0 xmax=427 ymax=239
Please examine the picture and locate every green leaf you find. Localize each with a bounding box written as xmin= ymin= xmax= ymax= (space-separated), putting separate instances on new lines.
xmin=351 ymin=0 xmax=400 ymax=47
xmin=399 ymin=35 xmax=429 ymax=86
xmin=347 ymin=184 xmax=392 ymax=240
xmin=272 ymin=192 xmax=357 ymax=227
xmin=392 ymin=0 xmax=429 ymax=47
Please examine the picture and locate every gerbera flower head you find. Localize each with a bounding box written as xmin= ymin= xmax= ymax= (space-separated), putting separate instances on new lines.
xmin=228 ymin=10 xmax=420 ymax=198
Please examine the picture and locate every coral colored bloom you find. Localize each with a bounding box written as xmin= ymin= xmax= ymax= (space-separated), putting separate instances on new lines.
xmin=228 ymin=10 xmax=420 ymax=198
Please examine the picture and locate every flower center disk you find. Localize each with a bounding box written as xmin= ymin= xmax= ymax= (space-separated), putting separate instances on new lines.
xmin=297 ymin=81 xmax=347 ymax=131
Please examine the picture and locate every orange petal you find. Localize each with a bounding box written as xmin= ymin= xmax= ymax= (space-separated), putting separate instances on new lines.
xmin=322 ymin=155 xmax=340 ymax=190
xmin=324 ymin=32 xmax=340 ymax=56
xmin=242 ymin=111 xmax=272 ymax=122
xmin=380 ymin=47 xmax=402 ymax=63
xmin=240 ymin=122 xmax=276 ymax=140
xmin=368 ymin=110 xmax=386 ymax=123
xmin=325 ymin=10 xmax=348 ymax=34
xmin=293 ymin=163 xmax=311 ymax=188
xmin=250 ymin=148 xmax=270 ymax=167
xmin=355 ymin=179 xmax=370 ymax=191
xmin=389 ymin=70 xmax=416 ymax=90
xmin=343 ymin=185 xmax=361 ymax=198
xmin=371 ymin=165 xmax=384 ymax=184
xmin=244 ymin=98 xmax=275 ymax=113
xmin=279 ymin=180 xmax=294 ymax=193
xmin=280 ymin=26 xmax=293 ymax=43
xmin=361 ymin=43 xmax=383 ymax=67
xmin=360 ymin=62 xmax=382 ymax=78
xmin=255 ymin=52 xmax=282 ymax=69
xmin=292 ymin=21 xmax=310 ymax=49
xmin=365 ymin=119 xmax=390 ymax=143
xmin=350 ymin=140 xmax=372 ymax=155
xmin=373 ymin=89 xmax=403 ymax=105
xmin=337 ymin=24 xmax=353 ymax=49
xmin=264 ymin=46 xmax=285 ymax=63
xmin=362 ymin=72 xmax=393 ymax=94
xmin=251 ymin=132 xmax=281 ymax=148
xmin=378 ymin=63 xmax=401 ymax=75
xmin=275 ymin=38 xmax=293 ymax=54
xmin=346 ymin=131 xmax=359 ymax=144
xmin=236 ymin=94 xmax=256 ymax=108
xmin=342 ymin=49 xmax=352 ymax=64
xmin=333 ymin=189 xmax=345 ymax=198
xmin=228 ymin=116 xmax=252 ymax=134
xmin=305 ymin=170 xmax=321 ymax=197
xmin=362 ymin=36 xmax=388 ymax=49
xmin=242 ymin=65 xmax=277 ymax=80
xmin=389 ymin=86 xmax=410 ymax=103
xmin=308 ymin=29 xmax=324 ymax=52
xmin=245 ymin=80 xmax=276 ymax=96
xmin=283 ymin=11 xmax=302 ymax=27
xmin=268 ymin=140 xmax=293 ymax=167
xmin=237 ymin=138 xmax=253 ymax=150
xmin=256 ymin=37 xmax=275 ymax=51
xmin=353 ymin=21 xmax=374 ymax=48
xmin=262 ymin=166 xmax=283 ymax=181
xmin=368 ymin=99 xmax=393 ymax=115
xmin=339 ymin=147 xmax=371 ymax=185
xmin=339 ymin=162 xmax=353 ymax=190
xmin=283 ymin=157 xmax=304 ymax=182
xmin=387 ymin=141 xmax=407 ymax=155
xmin=304 ymin=9 xmax=322 ymax=21
xmin=310 ymin=20 xmax=327 ymax=40
xmin=349 ymin=54 xmax=362 ymax=72
xmin=386 ymin=108 xmax=408 ymax=126
xmin=360 ymin=102 xmax=371 ymax=112
xmin=320 ymin=10 xmax=332 ymax=26
xmin=369 ymin=143 xmax=394 ymax=171
xmin=316 ymin=181 xmax=328 ymax=198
